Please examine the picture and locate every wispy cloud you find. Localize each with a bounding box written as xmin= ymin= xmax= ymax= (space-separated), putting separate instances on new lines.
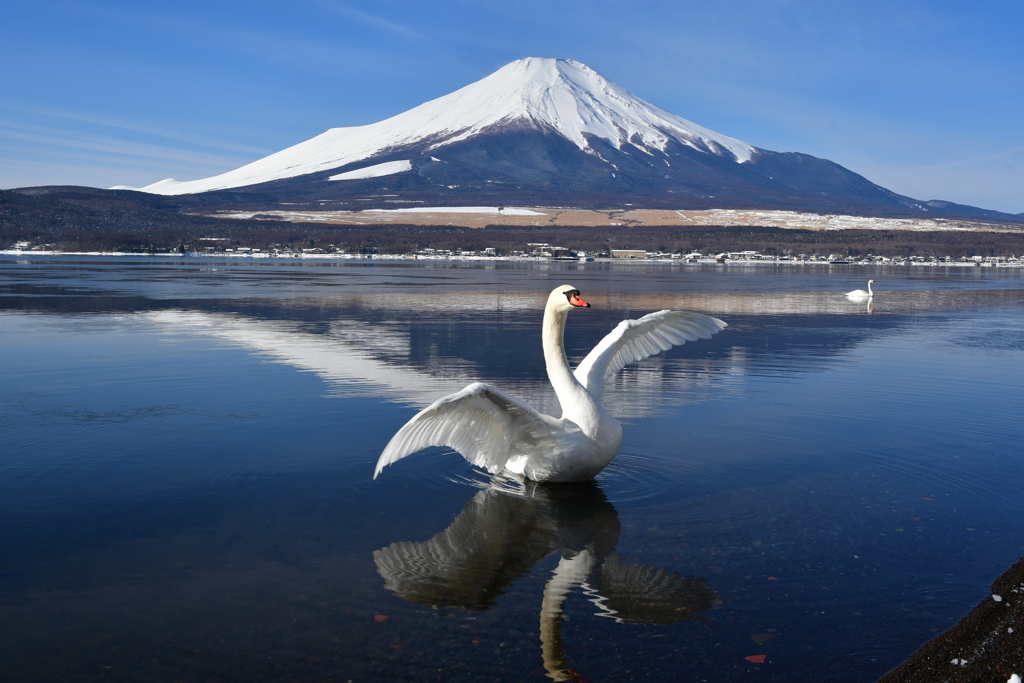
xmin=0 ymin=156 xmax=215 ymax=180
xmin=306 ymin=0 xmax=422 ymax=39
xmin=0 ymin=103 xmax=272 ymax=158
xmin=0 ymin=119 xmax=251 ymax=174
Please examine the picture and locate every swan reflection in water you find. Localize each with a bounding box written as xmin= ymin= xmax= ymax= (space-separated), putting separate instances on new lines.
xmin=374 ymin=479 xmax=719 ymax=681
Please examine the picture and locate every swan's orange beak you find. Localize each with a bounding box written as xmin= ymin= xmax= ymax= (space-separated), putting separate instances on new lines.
xmin=569 ymin=292 xmax=590 ymax=308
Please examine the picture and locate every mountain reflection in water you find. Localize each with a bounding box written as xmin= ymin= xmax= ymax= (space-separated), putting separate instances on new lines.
xmin=374 ymin=480 xmax=719 ymax=681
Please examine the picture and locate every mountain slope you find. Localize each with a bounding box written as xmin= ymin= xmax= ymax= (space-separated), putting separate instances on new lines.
xmin=119 ymin=58 xmax=756 ymax=196
xmin=110 ymin=58 xmax=1016 ymax=221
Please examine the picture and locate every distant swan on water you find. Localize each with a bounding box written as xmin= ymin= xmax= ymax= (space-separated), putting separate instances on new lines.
xmin=374 ymin=285 xmax=727 ymax=483
xmin=846 ymin=280 xmax=876 ymax=301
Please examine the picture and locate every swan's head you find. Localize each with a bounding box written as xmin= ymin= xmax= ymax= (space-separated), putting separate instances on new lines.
xmin=548 ymin=284 xmax=590 ymax=312
xmin=869 ymin=279 xmax=876 ymax=284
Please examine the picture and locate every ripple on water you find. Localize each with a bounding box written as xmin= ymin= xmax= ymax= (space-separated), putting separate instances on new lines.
xmin=415 ymin=450 xmax=735 ymax=509
xmin=598 ymin=452 xmax=752 ymax=510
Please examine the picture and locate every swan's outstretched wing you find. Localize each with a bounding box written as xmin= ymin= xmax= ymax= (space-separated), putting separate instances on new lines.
xmin=573 ymin=310 xmax=726 ymax=400
xmin=374 ymin=382 xmax=559 ymax=478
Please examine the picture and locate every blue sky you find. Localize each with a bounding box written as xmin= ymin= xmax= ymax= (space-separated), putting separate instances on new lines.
xmin=2 ymin=0 xmax=1021 ymax=213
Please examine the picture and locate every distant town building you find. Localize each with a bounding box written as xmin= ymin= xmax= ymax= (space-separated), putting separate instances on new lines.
xmin=611 ymin=249 xmax=647 ymax=259
xmin=527 ymin=242 xmax=572 ymax=257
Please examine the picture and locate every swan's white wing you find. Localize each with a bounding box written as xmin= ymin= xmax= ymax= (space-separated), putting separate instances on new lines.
xmin=573 ymin=310 xmax=726 ymax=400
xmin=374 ymin=382 xmax=559 ymax=478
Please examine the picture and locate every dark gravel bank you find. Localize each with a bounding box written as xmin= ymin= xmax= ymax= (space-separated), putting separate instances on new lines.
xmin=880 ymin=555 xmax=1024 ymax=683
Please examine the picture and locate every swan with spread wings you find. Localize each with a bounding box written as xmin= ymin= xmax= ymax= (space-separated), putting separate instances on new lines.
xmin=374 ymin=285 xmax=726 ymax=482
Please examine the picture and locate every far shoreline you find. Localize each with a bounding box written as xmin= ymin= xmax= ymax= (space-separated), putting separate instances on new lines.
xmin=4 ymin=250 xmax=1024 ymax=269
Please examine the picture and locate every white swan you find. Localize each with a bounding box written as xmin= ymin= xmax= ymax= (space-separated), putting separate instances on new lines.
xmin=846 ymin=280 xmax=875 ymax=300
xmin=374 ymin=285 xmax=727 ymax=482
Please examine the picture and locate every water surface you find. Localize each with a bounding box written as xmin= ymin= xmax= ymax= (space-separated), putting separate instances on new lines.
xmin=2 ymin=256 xmax=1023 ymax=682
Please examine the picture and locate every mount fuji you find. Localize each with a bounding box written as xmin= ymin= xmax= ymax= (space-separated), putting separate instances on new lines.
xmin=115 ymin=58 xmax=1009 ymax=219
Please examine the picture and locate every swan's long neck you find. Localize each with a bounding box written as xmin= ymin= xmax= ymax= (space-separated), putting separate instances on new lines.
xmin=542 ymin=304 xmax=591 ymax=421
xmin=543 ymin=305 xmax=579 ymax=398
xmin=867 ymin=281 xmax=874 ymax=296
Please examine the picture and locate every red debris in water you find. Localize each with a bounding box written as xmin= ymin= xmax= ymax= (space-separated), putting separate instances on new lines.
xmin=767 ymin=576 xmax=778 ymax=581
xmin=374 ymin=615 xmax=388 ymax=622
xmin=472 ymin=640 xmax=481 ymax=645
xmin=745 ymin=655 xmax=767 ymax=663
xmin=921 ymin=497 xmax=934 ymax=501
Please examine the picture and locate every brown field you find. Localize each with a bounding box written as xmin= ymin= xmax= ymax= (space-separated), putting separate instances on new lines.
xmin=212 ymin=207 xmax=1024 ymax=233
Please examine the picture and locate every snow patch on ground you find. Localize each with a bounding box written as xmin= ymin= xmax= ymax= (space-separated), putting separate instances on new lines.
xmin=363 ymin=206 xmax=545 ymax=216
xmin=206 ymin=206 xmax=1021 ymax=234
xmin=329 ymin=160 xmax=412 ymax=181
xmin=111 ymin=178 xmax=183 ymax=192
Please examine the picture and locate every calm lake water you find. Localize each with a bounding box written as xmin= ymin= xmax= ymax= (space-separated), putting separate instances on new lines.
xmin=2 ymin=255 xmax=1023 ymax=682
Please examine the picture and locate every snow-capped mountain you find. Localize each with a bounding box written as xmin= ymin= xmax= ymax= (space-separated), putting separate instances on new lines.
xmin=126 ymin=58 xmax=755 ymax=196
xmin=114 ymin=57 xmax=1004 ymax=219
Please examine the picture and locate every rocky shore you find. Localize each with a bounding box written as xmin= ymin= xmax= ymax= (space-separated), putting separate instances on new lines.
xmin=881 ymin=555 xmax=1024 ymax=683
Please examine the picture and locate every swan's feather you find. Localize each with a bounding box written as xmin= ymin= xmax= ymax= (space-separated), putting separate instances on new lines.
xmin=573 ymin=310 xmax=726 ymax=401
xmin=374 ymin=382 xmax=560 ymax=478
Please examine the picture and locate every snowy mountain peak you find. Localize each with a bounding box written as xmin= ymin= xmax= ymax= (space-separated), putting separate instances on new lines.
xmin=443 ymin=57 xmax=755 ymax=161
xmin=128 ymin=58 xmax=757 ymax=195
